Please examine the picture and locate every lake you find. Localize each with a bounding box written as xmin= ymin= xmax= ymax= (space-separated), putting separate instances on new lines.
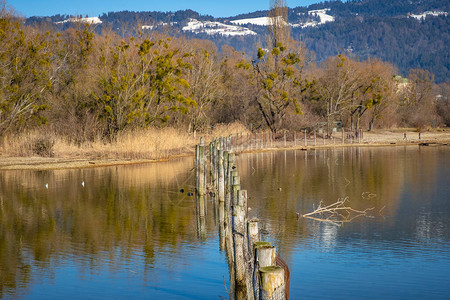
xmin=1 ymin=145 xmax=449 ymax=299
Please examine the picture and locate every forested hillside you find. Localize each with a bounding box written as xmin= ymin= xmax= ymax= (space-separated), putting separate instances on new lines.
xmin=24 ymin=0 xmax=449 ymax=82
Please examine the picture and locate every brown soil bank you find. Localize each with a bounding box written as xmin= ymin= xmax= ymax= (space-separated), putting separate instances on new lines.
xmin=1 ymin=129 xmax=449 ymax=171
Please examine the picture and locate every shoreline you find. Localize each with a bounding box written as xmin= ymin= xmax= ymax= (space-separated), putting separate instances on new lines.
xmin=1 ymin=129 xmax=449 ymax=170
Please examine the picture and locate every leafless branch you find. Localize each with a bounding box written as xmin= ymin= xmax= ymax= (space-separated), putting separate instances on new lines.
xmin=301 ymin=197 xmax=374 ymax=225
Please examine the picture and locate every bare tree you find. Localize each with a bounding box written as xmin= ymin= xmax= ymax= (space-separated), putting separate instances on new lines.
xmin=267 ymin=0 xmax=290 ymax=49
xmin=316 ymin=55 xmax=361 ymax=137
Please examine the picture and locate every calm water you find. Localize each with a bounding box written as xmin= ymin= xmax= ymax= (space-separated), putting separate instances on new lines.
xmin=1 ymin=146 xmax=449 ymax=299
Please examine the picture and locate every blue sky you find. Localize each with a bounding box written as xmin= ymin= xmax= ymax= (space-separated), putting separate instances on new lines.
xmin=7 ymin=0 xmax=322 ymax=18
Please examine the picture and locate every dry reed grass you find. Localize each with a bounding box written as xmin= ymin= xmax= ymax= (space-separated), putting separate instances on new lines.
xmin=56 ymin=128 xmax=197 ymax=159
xmin=0 ymin=122 xmax=250 ymax=160
xmin=0 ymin=128 xmax=195 ymax=159
xmin=0 ymin=131 xmax=55 ymax=157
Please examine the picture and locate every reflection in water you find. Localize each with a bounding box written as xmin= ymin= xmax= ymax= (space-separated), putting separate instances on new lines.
xmin=237 ymin=146 xmax=450 ymax=299
xmin=1 ymin=146 xmax=450 ymax=299
xmin=0 ymin=158 xmax=228 ymax=299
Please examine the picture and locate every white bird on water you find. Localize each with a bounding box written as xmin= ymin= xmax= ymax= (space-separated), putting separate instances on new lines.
xmin=45 ymin=183 xmax=48 ymax=189
xmin=81 ymin=181 xmax=85 ymax=187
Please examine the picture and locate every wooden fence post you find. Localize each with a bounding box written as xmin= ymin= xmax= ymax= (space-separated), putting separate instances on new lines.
xmin=259 ymin=266 xmax=285 ymax=300
xmin=233 ymin=189 xmax=246 ymax=289
xmin=304 ymin=130 xmax=307 ymax=147
xmin=218 ymin=150 xmax=225 ymax=203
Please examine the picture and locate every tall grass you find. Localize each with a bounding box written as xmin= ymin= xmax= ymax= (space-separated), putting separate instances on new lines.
xmin=0 ymin=122 xmax=250 ymax=159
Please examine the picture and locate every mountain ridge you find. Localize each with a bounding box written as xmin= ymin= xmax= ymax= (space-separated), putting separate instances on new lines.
xmin=24 ymin=0 xmax=449 ymax=82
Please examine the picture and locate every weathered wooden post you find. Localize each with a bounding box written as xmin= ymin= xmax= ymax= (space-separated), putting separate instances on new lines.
xmin=218 ymin=150 xmax=225 ymax=203
xmin=232 ymin=173 xmax=240 ymax=205
xmin=294 ymin=131 xmax=297 ymax=147
xmin=304 ymin=130 xmax=307 ymax=147
xmin=314 ymin=132 xmax=317 ymax=146
xmin=233 ymin=188 xmax=247 ymax=290
xmin=215 ymin=141 xmax=220 ymax=190
xmin=256 ymin=244 xmax=276 ymax=268
xmin=210 ymin=140 xmax=216 ymax=190
xmin=226 ymin=153 xmax=235 ymax=212
xmin=342 ymin=128 xmax=345 ymax=144
xmin=323 ymin=134 xmax=325 ymax=145
xmin=195 ymin=138 xmax=206 ymax=197
xmin=252 ymin=242 xmax=274 ymax=299
xmin=284 ymin=131 xmax=287 ymax=147
xmin=259 ymin=266 xmax=285 ymax=300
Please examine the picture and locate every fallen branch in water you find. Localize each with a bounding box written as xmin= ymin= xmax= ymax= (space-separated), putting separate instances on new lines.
xmin=301 ymin=197 xmax=374 ymax=226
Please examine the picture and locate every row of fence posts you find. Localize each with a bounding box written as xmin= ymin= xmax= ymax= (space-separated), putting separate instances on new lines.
xmin=195 ymin=137 xmax=289 ymax=300
xmin=197 ymin=130 xmax=364 ymax=156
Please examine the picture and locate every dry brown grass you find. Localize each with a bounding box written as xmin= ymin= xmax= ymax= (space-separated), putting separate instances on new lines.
xmin=58 ymin=128 xmax=198 ymax=159
xmin=0 ymin=128 xmax=197 ymax=160
xmin=0 ymin=131 xmax=56 ymax=157
xmin=0 ymin=122 xmax=251 ymax=160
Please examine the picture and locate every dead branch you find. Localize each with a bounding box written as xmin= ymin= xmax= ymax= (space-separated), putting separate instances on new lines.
xmin=301 ymin=197 xmax=374 ymax=225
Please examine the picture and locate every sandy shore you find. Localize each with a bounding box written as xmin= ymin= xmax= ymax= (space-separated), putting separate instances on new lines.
xmin=1 ymin=129 xmax=449 ymax=170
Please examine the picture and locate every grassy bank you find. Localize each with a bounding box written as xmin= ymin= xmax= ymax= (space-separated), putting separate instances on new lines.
xmin=0 ymin=126 xmax=448 ymax=170
xmin=0 ymin=122 xmax=249 ymax=169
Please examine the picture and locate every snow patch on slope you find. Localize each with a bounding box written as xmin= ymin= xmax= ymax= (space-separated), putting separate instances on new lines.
xmin=230 ymin=16 xmax=287 ymax=26
xmin=292 ymin=8 xmax=335 ymax=28
xmin=55 ymin=16 xmax=102 ymax=24
xmin=182 ymin=19 xmax=256 ymax=36
xmin=409 ymin=11 xmax=448 ymax=20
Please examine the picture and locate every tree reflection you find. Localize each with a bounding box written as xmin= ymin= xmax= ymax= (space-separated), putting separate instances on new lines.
xmin=236 ymin=146 xmax=447 ymax=262
xmin=0 ymin=158 xmax=217 ymax=298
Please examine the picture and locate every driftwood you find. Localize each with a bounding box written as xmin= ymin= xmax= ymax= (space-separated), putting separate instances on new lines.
xmin=301 ymin=197 xmax=374 ymax=226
